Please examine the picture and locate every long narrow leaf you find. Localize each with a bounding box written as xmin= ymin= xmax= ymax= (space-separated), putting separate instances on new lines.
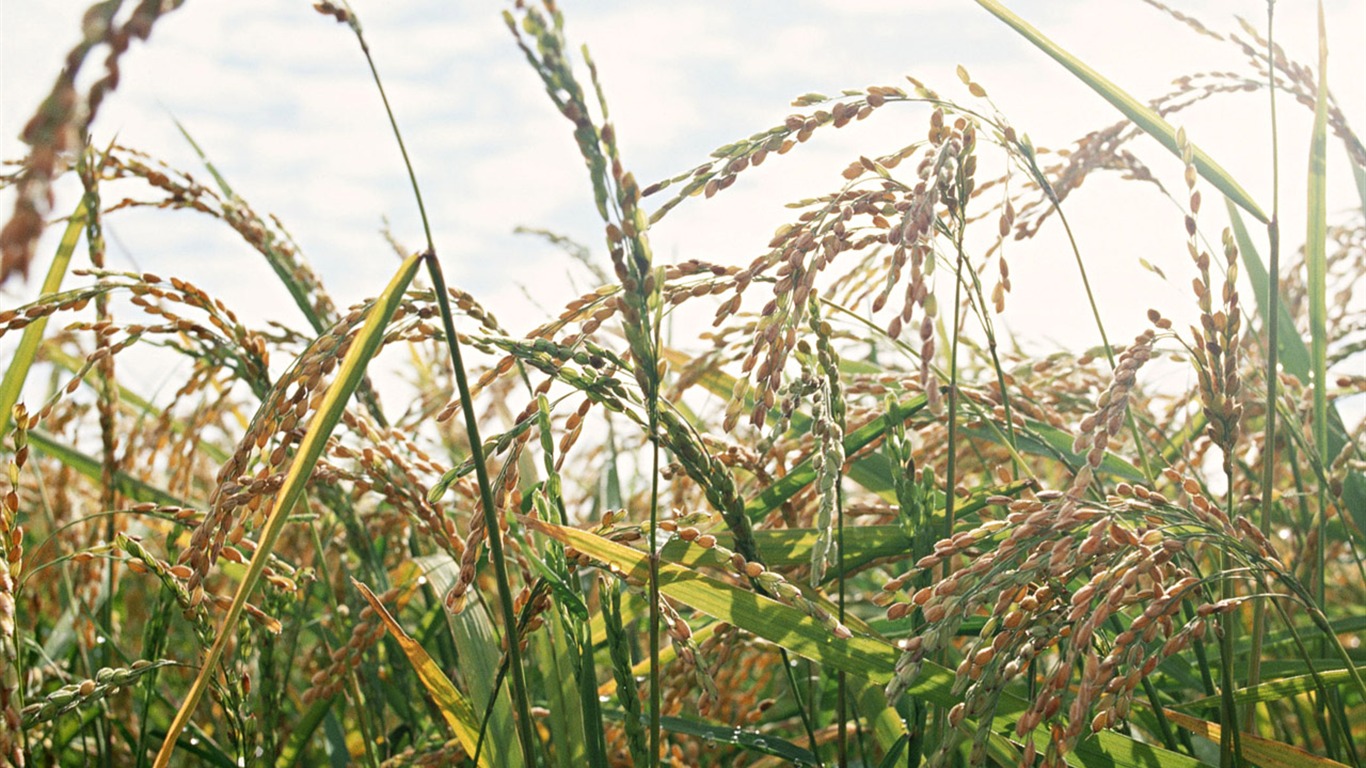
xmin=410 ymin=554 xmax=519 ymax=767
xmin=666 ymin=482 xmax=1028 ymax=579
xmin=28 ymin=429 xmax=186 ymax=507
xmin=173 ymin=119 xmax=330 ymax=335
xmin=1163 ymin=709 xmax=1348 ymax=768
xmin=352 ymin=579 xmax=490 ymax=766
xmin=1305 ymin=1 xmax=1329 ymax=473
xmin=528 ymin=516 xmax=898 ymax=680
xmin=973 ymin=0 xmax=1266 ymax=223
xmin=661 ymin=347 xmax=934 ymax=504
xmin=41 ymin=345 xmax=233 ymax=465
xmin=962 ymin=420 xmax=1146 ymax=482
xmin=153 ymin=250 xmax=424 ymax=767
xmin=1231 ymin=184 xmax=1366 ymax=530
xmin=1227 ymin=201 xmax=1311 ymax=381
xmin=743 ymin=395 xmax=927 ymax=521
xmin=0 ymin=200 xmax=85 ymax=436
xmin=599 ymin=710 xmax=819 ymax=765
xmin=1178 ymin=665 xmax=1366 ymax=708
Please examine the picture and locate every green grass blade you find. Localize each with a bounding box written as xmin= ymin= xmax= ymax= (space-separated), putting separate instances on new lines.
xmin=962 ymin=419 xmax=1146 ymax=482
xmin=275 ymin=698 xmax=333 ymax=768
xmin=1306 ymin=0 xmax=1330 ymax=620
xmin=1306 ymin=0 xmax=1329 ymax=439
xmin=1231 ymin=189 xmax=1366 ymax=532
xmin=540 ymin=610 xmax=586 ymax=768
xmin=42 ymin=345 xmax=233 ymax=465
xmin=1227 ymin=200 xmax=1310 ymax=381
xmin=0 ymin=200 xmax=85 ymax=436
xmin=663 ymin=347 xmax=931 ymax=509
xmin=1180 ymin=665 xmax=1366 ymax=709
xmin=152 ymin=250 xmax=424 ymax=767
xmin=528 ymin=516 xmax=898 ymax=681
xmin=973 ymin=0 xmax=1266 ymax=223
xmin=1163 ymin=709 xmax=1348 ymax=768
xmin=27 ymin=429 xmax=186 ymax=507
xmin=668 ymin=484 xmax=1028 ymax=578
xmin=597 ymin=710 xmax=819 ymax=765
xmin=676 ymin=339 xmax=1133 ymax=506
xmin=743 ymin=395 xmax=927 ymax=521
xmin=172 ymin=119 xmax=330 ymax=334
xmin=854 ymin=677 xmax=913 ymax=756
xmin=411 ymin=554 xmax=519 ymax=767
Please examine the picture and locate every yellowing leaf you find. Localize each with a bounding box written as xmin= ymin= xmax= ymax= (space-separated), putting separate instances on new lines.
xmin=353 ymin=580 xmax=490 ymax=766
xmin=525 ymin=515 xmax=899 ymax=680
xmin=154 ymin=250 xmax=425 ymax=767
xmin=1164 ymin=709 xmax=1348 ymax=768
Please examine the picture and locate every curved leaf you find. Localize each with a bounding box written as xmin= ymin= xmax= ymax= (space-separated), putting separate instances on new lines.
xmin=532 ymin=517 xmax=1211 ymax=768
xmin=974 ymin=0 xmax=1266 ymax=223
xmin=153 ymin=251 xmax=424 ymax=767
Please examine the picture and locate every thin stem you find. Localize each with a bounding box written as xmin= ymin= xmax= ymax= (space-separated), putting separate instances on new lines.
xmin=648 ymin=405 xmax=662 ymax=768
xmin=309 ymin=523 xmax=379 ymax=768
xmin=347 ymin=18 xmax=434 ymax=253
xmin=339 ymin=6 xmax=538 ymax=763
xmin=429 ymin=254 xmax=540 ymax=767
xmin=1266 ymin=594 xmax=1357 ymax=765
xmin=79 ymin=141 xmax=118 ymax=768
xmin=1101 ymin=612 xmax=1179 ymax=752
xmin=1247 ymin=0 xmax=1281 ymax=731
xmin=1218 ymin=486 xmax=1244 ymax=767
xmin=944 ymin=212 xmax=968 ymax=543
xmin=933 ymin=204 xmax=968 ymax=766
xmin=1054 ymin=207 xmax=1156 ymax=481
xmin=984 ymin=337 xmax=1022 ymax=477
xmin=836 ymin=478 xmax=847 ymax=767
xmin=778 ymin=648 xmax=825 ymax=768
xmin=1054 ymin=204 xmax=1112 ymax=365
xmin=647 ymin=270 xmax=664 ymax=768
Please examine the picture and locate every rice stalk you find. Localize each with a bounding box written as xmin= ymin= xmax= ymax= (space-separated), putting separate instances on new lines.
xmin=152 ymin=251 xmax=425 ymax=767
xmin=0 ymin=3 xmax=1361 ymax=766
xmin=1248 ymin=0 xmax=1284 ymax=734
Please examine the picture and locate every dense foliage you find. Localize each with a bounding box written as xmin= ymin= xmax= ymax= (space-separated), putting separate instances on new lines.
xmin=1 ymin=1 xmax=1362 ymax=766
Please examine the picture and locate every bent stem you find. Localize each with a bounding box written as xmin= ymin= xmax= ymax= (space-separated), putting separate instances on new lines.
xmin=426 ymin=254 xmax=539 ymax=766
xmin=334 ymin=4 xmax=539 ymax=762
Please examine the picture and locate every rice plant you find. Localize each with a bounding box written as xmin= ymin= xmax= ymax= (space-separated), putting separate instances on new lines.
xmin=1 ymin=1 xmax=1361 ymax=766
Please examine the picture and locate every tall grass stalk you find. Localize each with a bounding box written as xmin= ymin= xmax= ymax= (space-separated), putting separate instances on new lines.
xmin=1304 ymin=0 xmax=1330 ymax=640
xmin=331 ymin=4 xmax=540 ymax=761
xmin=1246 ymin=0 xmax=1282 ymax=732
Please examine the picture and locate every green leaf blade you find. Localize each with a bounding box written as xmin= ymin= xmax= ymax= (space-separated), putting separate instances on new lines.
xmin=973 ymin=0 xmax=1266 ymax=223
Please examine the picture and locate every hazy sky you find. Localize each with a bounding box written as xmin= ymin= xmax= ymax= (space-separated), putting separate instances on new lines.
xmin=2 ymin=0 xmax=1363 ymax=363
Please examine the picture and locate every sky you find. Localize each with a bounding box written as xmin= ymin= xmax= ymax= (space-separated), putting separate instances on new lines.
xmin=1 ymin=1 xmax=1363 ymax=385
